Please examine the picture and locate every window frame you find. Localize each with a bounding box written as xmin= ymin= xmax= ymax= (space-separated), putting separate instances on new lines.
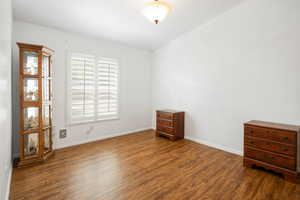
xmin=66 ymin=51 xmax=120 ymax=126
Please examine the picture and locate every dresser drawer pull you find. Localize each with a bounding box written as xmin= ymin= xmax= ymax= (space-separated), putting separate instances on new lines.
xmin=283 ymin=136 xmax=289 ymax=140
xmin=283 ymin=148 xmax=289 ymax=151
xmin=250 ymin=130 xmax=254 ymax=134
xmin=250 ymin=141 xmax=254 ymax=144
xmin=265 ymin=156 xmax=275 ymax=161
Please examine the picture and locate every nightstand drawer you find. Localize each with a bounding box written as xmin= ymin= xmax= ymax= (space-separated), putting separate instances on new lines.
xmin=157 ymin=111 xmax=173 ymax=120
xmin=245 ymin=126 xmax=296 ymax=145
xmin=245 ymin=136 xmax=296 ymax=156
xmin=157 ymin=126 xmax=174 ymax=135
xmin=245 ymin=146 xmax=296 ymax=170
xmin=157 ymin=119 xmax=173 ymax=127
xmin=156 ymin=131 xmax=176 ymax=141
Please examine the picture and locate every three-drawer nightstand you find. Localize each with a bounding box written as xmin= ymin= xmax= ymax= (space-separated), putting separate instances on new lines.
xmin=156 ymin=110 xmax=184 ymax=141
xmin=244 ymin=120 xmax=300 ymax=182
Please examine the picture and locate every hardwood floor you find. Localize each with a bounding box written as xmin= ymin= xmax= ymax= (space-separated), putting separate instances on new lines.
xmin=10 ymin=130 xmax=300 ymax=200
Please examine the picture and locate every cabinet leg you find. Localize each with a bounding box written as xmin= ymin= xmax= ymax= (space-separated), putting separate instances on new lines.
xmin=283 ymin=173 xmax=298 ymax=183
xmin=155 ymin=131 xmax=160 ymax=137
xmin=243 ymin=158 xmax=253 ymax=168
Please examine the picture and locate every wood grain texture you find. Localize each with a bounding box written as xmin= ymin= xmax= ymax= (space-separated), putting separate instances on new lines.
xmin=10 ymin=130 xmax=300 ymax=200
xmin=156 ymin=110 xmax=184 ymax=141
xmin=245 ymin=136 xmax=296 ymax=156
xmin=245 ymin=120 xmax=300 ymax=132
xmin=244 ymin=120 xmax=299 ymax=182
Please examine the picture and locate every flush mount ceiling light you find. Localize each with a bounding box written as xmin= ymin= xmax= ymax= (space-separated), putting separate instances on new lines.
xmin=143 ymin=0 xmax=172 ymax=24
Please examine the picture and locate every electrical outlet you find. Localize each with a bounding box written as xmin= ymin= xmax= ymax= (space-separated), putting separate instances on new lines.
xmin=59 ymin=129 xmax=67 ymax=139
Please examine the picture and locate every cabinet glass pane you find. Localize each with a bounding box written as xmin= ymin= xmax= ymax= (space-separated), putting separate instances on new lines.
xmin=43 ymin=105 xmax=50 ymax=127
xmin=24 ymin=107 xmax=39 ymax=131
xmin=44 ymin=129 xmax=51 ymax=153
xmin=43 ymin=55 xmax=50 ymax=77
xmin=23 ymin=51 xmax=38 ymax=75
xmin=24 ymin=78 xmax=39 ymax=101
xmin=24 ymin=133 xmax=39 ymax=157
xmin=43 ymin=79 xmax=50 ymax=101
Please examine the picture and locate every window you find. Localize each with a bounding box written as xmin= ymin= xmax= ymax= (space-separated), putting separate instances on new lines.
xmin=68 ymin=52 xmax=119 ymax=124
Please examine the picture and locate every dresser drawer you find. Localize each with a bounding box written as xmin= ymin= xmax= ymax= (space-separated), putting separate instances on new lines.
xmin=156 ymin=131 xmax=176 ymax=141
xmin=245 ymin=126 xmax=296 ymax=145
xmin=157 ymin=112 xmax=173 ymax=120
xmin=244 ymin=146 xmax=296 ymax=170
xmin=245 ymin=136 xmax=296 ymax=156
xmin=157 ymin=119 xmax=173 ymax=127
xmin=157 ymin=126 xmax=174 ymax=135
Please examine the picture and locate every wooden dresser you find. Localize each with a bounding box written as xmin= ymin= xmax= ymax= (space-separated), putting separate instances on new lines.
xmin=244 ymin=120 xmax=300 ymax=182
xmin=156 ymin=110 xmax=184 ymax=141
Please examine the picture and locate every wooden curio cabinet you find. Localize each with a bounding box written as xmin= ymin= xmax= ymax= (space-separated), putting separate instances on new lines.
xmin=17 ymin=43 xmax=55 ymax=167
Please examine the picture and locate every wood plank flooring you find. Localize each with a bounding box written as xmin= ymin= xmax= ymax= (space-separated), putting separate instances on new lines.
xmin=10 ymin=130 xmax=300 ymax=200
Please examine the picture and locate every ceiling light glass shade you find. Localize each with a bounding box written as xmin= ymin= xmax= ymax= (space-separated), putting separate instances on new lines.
xmin=143 ymin=0 xmax=171 ymax=24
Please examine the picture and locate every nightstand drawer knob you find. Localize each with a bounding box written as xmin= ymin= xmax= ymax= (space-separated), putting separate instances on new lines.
xmin=265 ymin=156 xmax=275 ymax=161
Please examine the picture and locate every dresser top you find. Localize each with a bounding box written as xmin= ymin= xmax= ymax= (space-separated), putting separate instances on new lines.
xmin=156 ymin=109 xmax=184 ymax=113
xmin=245 ymin=120 xmax=300 ymax=132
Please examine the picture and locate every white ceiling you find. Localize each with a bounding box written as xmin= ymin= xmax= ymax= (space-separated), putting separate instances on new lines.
xmin=13 ymin=0 xmax=245 ymax=51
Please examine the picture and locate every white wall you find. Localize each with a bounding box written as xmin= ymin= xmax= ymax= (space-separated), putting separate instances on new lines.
xmin=152 ymin=0 xmax=300 ymax=154
xmin=0 ymin=0 xmax=12 ymax=199
xmin=12 ymin=21 xmax=152 ymax=154
xmin=11 ymin=0 xmax=300 ymax=158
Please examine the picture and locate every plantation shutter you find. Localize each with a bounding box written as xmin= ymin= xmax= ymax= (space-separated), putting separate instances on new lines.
xmin=69 ymin=53 xmax=119 ymax=124
xmin=70 ymin=53 xmax=96 ymax=123
xmin=96 ymin=60 xmax=119 ymax=119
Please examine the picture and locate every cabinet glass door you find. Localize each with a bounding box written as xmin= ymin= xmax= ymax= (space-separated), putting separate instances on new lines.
xmin=42 ymin=105 xmax=50 ymax=128
xmin=44 ymin=128 xmax=51 ymax=153
xmin=43 ymin=55 xmax=50 ymax=77
xmin=43 ymin=79 xmax=50 ymax=101
xmin=23 ymin=51 xmax=38 ymax=75
xmin=24 ymin=133 xmax=39 ymax=158
xmin=24 ymin=78 xmax=39 ymax=101
xmin=24 ymin=107 xmax=39 ymax=131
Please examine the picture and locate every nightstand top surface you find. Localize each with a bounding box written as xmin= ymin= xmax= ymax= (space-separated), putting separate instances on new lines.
xmin=156 ymin=109 xmax=184 ymax=113
xmin=245 ymin=120 xmax=300 ymax=132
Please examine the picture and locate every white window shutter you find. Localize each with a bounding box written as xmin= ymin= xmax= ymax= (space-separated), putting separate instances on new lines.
xmin=96 ymin=60 xmax=119 ymax=119
xmin=69 ymin=53 xmax=119 ymax=124
xmin=70 ymin=53 xmax=96 ymax=123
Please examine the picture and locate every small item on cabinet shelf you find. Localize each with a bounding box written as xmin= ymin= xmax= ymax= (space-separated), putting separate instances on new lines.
xmin=25 ymin=137 xmax=38 ymax=156
xmin=24 ymin=90 xmax=38 ymax=101
xmin=24 ymin=65 xmax=36 ymax=75
xmin=156 ymin=110 xmax=184 ymax=141
xmin=24 ymin=116 xmax=39 ymax=130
